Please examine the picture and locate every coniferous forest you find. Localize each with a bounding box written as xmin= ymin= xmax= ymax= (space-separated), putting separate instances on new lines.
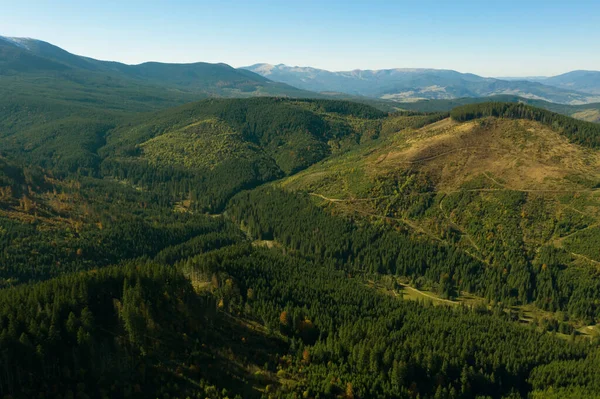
xmin=1 ymin=96 xmax=599 ymax=399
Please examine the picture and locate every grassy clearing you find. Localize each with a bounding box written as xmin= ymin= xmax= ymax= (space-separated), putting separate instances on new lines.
xmin=252 ymin=240 xmax=281 ymax=249
xmin=572 ymin=109 xmax=600 ymax=123
xmin=368 ymin=276 xmax=599 ymax=339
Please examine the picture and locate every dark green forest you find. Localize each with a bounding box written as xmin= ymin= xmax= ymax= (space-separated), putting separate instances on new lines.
xmin=1 ymin=88 xmax=600 ymax=399
xmin=228 ymin=188 xmax=600 ymax=324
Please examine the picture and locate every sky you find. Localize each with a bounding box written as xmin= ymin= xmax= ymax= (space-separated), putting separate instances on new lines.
xmin=1 ymin=0 xmax=599 ymax=77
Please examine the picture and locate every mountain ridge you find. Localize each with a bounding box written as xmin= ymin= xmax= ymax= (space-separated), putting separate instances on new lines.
xmin=0 ymin=36 xmax=318 ymax=111
xmin=540 ymin=70 xmax=600 ymax=95
xmin=243 ymin=63 xmax=600 ymax=104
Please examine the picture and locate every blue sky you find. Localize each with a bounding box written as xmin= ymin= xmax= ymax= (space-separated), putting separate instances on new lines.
xmin=1 ymin=0 xmax=598 ymax=76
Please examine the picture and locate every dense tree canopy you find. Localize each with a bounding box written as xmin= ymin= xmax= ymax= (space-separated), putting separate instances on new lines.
xmin=0 ymin=97 xmax=599 ymax=398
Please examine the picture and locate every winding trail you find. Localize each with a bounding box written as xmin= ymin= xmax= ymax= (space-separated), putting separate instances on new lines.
xmin=570 ymin=252 xmax=600 ymax=266
xmin=309 ymin=193 xmax=391 ymax=202
xmin=310 ymin=193 xmax=442 ymax=241
xmin=482 ymin=172 xmax=506 ymax=189
xmin=310 ymin=187 xmax=600 ymax=203
xmin=554 ymin=222 xmax=600 ymax=245
xmin=562 ymin=204 xmax=589 ymax=217
xmin=439 ymin=194 xmax=481 ymax=252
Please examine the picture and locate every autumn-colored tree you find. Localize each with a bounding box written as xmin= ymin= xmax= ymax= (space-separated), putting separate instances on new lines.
xmin=302 ymin=349 xmax=311 ymax=364
xmin=0 ymin=186 xmax=12 ymax=201
xmin=20 ymin=195 xmax=34 ymax=212
xmin=279 ymin=311 xmax=289 ymax=326
xmin=345 ymin=382 xmax=354 ymax=399
xmin=299 ymin=318 xmax=313 ymax=331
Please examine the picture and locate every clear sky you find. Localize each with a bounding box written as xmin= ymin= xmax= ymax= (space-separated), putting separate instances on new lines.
xmin=1 ymin=0 xmax=598 ymax=77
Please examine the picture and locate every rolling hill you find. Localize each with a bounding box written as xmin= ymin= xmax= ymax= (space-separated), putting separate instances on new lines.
xmin=243 ymin=63 xmax=600 ymax=104
xmin=2 ymin=36 xmax=600 ymax=397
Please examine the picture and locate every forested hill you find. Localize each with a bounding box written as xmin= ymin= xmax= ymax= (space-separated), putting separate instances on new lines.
xmin=0 ymin=36 xmax=317 ymax=112
xmin=279 ymin=103 xmax=600 ymax=321
xmin=392 ymin=95 xmax=600 ymax=123
xmin=450 ymin=102 xmax=600 ymax=148
xmin=2 ymin=96 xmax=600 ymax=398
xmin=99 ymin=98 xmax=386 ymax=211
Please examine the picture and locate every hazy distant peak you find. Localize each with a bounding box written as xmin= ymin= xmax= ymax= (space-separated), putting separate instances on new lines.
xmin=0 ymin=36 xmax=32 ymax=50
xmin=248 ymin=64 xmax=473 ymax=77
xmin=244 ymin=63 xmax=277 ymax=75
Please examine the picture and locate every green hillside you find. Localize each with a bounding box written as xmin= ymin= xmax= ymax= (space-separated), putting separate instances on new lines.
xmin=279 ymin=104 xmax=600 ymax=321
xmin=0 ymin=95 xmax=127 ymax=176
xmin=99 ymin=98 xmax=385 ymax=211
xmin=2 ymin=96 xmax=600 ymax=398
xmin=0 ymin=37 xmax=303 ymax=96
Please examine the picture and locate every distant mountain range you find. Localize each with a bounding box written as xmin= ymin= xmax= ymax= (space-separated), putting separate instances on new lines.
xmin=2 ymin=35 xmax=600 ymax=111
xmin=243 ymin=64 xmax=600 ymax=105
xmin=534 ymin=71 xmax=600 ymax=95
xmin=498 ymin=71 xmax=600 ymax=95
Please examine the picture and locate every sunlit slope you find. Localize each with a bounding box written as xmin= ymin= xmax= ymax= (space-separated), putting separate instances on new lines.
xmin=282 ymin=115 xmax=600 ymax=268
xmin=573 ymin=109 xmax=600 ymax=123
xmin=100 ymin=98 xmax=385 ymax=211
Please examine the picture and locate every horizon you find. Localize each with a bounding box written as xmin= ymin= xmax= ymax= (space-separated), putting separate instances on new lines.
xmin=1 ymin=0 xmax=599 ymax=77
xmin=1 ymin=34 xmax=597 ymax=80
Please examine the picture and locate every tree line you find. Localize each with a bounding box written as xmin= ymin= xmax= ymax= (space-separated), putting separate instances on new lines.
xmin=450 ymin=102 xmax=600 ymax=148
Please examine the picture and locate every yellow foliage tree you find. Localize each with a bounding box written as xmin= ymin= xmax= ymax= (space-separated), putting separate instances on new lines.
xmin=279 ymin=311 xmax=289 ymax=326
xmin=20 ymin=195 xmax=34 ymax=212
xmin=345 ymin=382 xmax=355 ymax=399
xmin=302 ymin=349 xmax=311 ymax=364
xmin=0 ymin=186 xmax=12 ymax=201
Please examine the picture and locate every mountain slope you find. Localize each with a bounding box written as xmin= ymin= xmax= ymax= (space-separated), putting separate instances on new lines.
xmin=4 ymin=32 xmax=600 ymax=399
xmin=243 ymin=63 xmax=600 ymax=104
xmin=99 ymin=98 xmax=385 ymax=211
xmin=540 ymin=70 xmax=600 ymax=95
xmin=0 ymin=36 xmax=317 ymax=112
xmin=279 ymin=106 xmax=600 ymax=319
